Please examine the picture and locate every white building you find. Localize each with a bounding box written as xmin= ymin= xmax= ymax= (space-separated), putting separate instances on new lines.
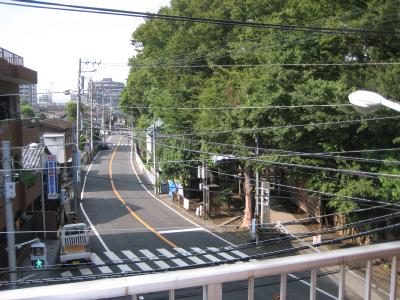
xmin=19 ymin=84 xmax=37 ymax=104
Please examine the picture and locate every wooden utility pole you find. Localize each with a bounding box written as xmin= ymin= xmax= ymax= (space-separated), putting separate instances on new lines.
xmin=241 ymin=166 xmax=253 ymax=228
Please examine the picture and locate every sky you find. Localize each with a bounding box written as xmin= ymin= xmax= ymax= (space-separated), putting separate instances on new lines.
xmin=0 ymin=0 xmax=170 ymax=97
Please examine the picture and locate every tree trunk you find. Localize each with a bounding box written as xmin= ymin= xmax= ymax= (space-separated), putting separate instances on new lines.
xmin=241 ymin=167 xmax=253 ymax=228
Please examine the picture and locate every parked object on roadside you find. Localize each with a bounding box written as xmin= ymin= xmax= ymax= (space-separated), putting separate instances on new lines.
xmin=59 ymin=223 xmax=91 ymax=264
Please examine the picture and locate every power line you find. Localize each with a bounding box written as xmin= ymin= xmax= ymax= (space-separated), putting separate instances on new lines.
xmin=5 ymin=0 xmax=400 ymax=37
xmin=155 ymin=115 xmax=400 ymax=137
xmin=132 ymin=134 xmax=400 ymax=180
xmin=157 ymin=134 xmax=400 ymax=166
xmin=127 ymin=61 xmax=400 ymax=69
xmin=2 ymin=221 xmax=399 ymax=286
xmin=118 ymin=102 xmax=353 ymax=111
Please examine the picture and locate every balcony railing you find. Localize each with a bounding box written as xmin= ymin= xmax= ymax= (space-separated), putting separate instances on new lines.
xmin=0 ymin=241 xmax=398 ymax=300
xmin=0 ymin=47 xmax=24 ymax=66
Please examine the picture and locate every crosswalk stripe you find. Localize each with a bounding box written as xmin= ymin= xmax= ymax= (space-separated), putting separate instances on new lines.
xmin=104 ymin=251 xmax=133 ymax=273
xmin=91 ymin=253 xmax=113 ymax=274
xmin=207 ymin=247 xmax=220 ymax=253
xmin=157 ymin=248 xmax=175 ymax=258
xmin=153 ymin=260 xmax=171 ymax=269
xmin=122 ymin=250 xmax=140 ymax=262
xmin=217 ymin=252 xmax=236 ymax=260
xmin=187 ymin=256 xmax=206 ymax=265
xmin=61 ymin=271 xmax=73 ymax=277
xmin=136 ymin=262 xmax=153 ymax=271
xmin=79 ymin=268 xmax=93 ymax=275
xmin=171 ymin=258 xmax=189 ymax=267
xmin=140 ymin=249 xmax=158 ymax=260
xmin=174 ymin=247 xmax=192 ymax=256
xmin=191 ymin=247 xmax=206 ymax=254
xmin=231 ymin=250 xmax=249 ymax=259
xmin=204 ymin=254 xmax=221 ymax=263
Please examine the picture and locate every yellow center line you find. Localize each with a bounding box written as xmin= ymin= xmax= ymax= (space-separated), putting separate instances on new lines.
xmin=108 ymin=137 xmax=177 ymax=248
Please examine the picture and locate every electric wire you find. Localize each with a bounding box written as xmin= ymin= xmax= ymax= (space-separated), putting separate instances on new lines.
xmin=1 ymin=221 xmax=399 ymax=287
xmin=4 ymin=0 xmax=400 ymax=37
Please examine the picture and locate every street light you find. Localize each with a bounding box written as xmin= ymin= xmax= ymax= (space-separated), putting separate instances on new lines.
xmin=348 ymin=90 xmax=400 ymax=113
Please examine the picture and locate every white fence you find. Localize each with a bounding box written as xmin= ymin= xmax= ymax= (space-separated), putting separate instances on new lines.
xmin=1 ymin=241 xmax=399 ymax=300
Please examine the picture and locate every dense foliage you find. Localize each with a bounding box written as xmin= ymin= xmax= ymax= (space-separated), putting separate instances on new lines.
xmin=121 ymin=0 xmax=400 ymax=214
xmin=21 ymin=103 xmax=35 ymax=118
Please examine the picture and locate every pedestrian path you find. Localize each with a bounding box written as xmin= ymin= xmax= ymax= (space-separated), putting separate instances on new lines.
xmin=59 ymin=246 xmax=248 ymax=278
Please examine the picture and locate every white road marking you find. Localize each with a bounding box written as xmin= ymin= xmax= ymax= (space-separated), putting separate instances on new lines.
xmin=79 ymin=268 xmax=93 ymax=276
xmin=136 ymin=262 xmax=153 ymax=271
xmin=91 ymin=253 xmax=113 ymax=274
xmin=157 ymin=248 xmax=175 ymax=259
xmin=139 ymin=249 xmax=158 ymax=260
xmin=217 ymin=252 xmax=236 ymax=260
xmin=153 ymin=260 xmax=171 ymax=269
xmin=61 ymin=271 xmax=73 ymax=277
xmin=207 ymin=247 xmax=219 ymax=253
xmin=204 ymin=254 xmax=221 ymax=263
xmin=174 ymin=247 xmax=192 ymax=256
xmin=191 ymin=247 xmax=206 ymax=254
xmin=288 ymin=273 xmax=336 ymax=299
xmin=158 ymin=228 xmax=205 ymax=234
xmin=130 ymin=142 xmax=235 ymax=247
xmin=187 ymin=256 xmax=206 ymax=265
xmin=80 ymin=151 xmax=111 ymax=253
xmin=104 ymin=251 xmax=133 ymax=273
xmin=171 ymin=259 xmax=189 ymax=267
xmin=231 ymin=250 xmax=249 ymax=259
xmin=122 ymin=250 xmax=140 ymax=262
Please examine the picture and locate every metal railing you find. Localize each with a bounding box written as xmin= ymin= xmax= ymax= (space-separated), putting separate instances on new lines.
xmin=0 ymin=47 xmax=24 ymax=66
xmin=0 ymin=241 xmax=399 ymax=300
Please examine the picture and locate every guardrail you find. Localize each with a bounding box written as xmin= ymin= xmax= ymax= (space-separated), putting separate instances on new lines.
xmin=0 ymin=241 xmax=398 ymax=300
xmin=0 ymin=47 xmax=24 ymax=66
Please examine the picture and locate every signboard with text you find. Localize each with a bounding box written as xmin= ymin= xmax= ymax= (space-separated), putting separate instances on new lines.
xmin=46 ymin=155 xmax=58 ymax=200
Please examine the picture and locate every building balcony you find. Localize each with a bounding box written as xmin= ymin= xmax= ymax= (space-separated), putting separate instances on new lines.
xmin=0 ymin=47 xmax=37 ymax=84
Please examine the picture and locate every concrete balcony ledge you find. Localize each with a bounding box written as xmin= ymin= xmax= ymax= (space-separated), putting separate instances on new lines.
xmin=0 ymin=58 xmax=37 ymax=84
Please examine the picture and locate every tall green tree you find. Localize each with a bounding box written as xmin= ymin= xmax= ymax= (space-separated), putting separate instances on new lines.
xmin=122 ymin=0 xmax=400 ymax=224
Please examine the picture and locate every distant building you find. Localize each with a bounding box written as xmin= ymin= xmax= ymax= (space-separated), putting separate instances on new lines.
xmin=39 ymin=118 xmax=73 ymax=165
xmin=19 ymin=84 xmax=37 ymax=104
xmin=91 ymin=78 xmax=124 ymax=108
xmin=37 ymin=92 xmax=52 ymax=107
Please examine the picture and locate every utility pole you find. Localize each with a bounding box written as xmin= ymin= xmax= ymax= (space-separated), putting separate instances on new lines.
xmin=152 ymin=122 xmax=157 ymax=195
xmin=73 ymin=58 xmax=82 ymax=213
xmin=40 ymin=156 xmax=46 ymax=239
xmin=89 ymin=79 xmax=93 ymax=154
xmin=254 ymin=137 xmax=260 ymax=243
xmin=255 ymin=137 xmax=259 ymax=216
xmin=101 ymin=84 xmax=105 ymax=142
xmin=109 ymin=95 xmax=112 ymax=132
xmin=2 ymin=141 xmax=17 ymax=282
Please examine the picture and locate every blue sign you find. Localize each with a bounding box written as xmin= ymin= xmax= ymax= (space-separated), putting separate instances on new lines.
xmin=46 ymin=155 xmax=58 ymax=199
xmin=168 ymin=180 xmax=177 ymax=197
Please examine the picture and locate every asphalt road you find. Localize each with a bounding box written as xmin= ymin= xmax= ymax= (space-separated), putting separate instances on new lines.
xmin=77 ymin=131 xmax=341 ymax=300
xmin=0 ymin=130 xmax=386 ymax=299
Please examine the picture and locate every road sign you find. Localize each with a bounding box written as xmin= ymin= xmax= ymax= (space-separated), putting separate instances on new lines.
xmin=46 ymin=155 xmax=58 ymax=199
xmin=5 ymin=182 xmax=16 ymax=198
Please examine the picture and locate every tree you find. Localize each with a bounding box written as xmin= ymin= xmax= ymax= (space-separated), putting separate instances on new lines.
xmin=66 ymin=102 xmax=77 ymax=123
xmin=122 ymin=0 xmax=400 ymax=227
xmin=21 ymin=103 xmax=35 ymax=118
